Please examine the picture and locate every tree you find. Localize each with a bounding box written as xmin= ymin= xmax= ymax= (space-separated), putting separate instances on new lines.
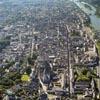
xmin=27 ymin=52 xmax=38 ymax=65
xmin=6 ymin=61 xmax=15 ymax=69
xmin=27 ymin=57 xmax=34 ymax=65
xmin=0 ymin=90 xmax=3 ymax=100
xmin=0 ymin=78 xmax=14 ymax=88
xmin=26 ymin=67 xmax=32 ymax=75
xmin=32 ymin=53 xmax=38 ymax=60
xmin=82 ymin=68 xmax=88 ymax=75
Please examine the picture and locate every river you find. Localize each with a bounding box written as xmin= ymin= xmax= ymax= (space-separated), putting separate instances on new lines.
xmin=70 ymin=0 xmax=100 ymax=32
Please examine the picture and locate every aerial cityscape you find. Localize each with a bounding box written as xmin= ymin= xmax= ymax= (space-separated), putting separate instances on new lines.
xmin=0 ymin=0 xmax=100 ymax=100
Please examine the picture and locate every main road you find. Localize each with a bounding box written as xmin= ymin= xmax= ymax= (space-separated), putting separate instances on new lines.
xmin=65 ymin=25 xmax=74 ymax=96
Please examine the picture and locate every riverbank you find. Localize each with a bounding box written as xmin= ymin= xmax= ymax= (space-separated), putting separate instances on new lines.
xmin=79 ymin=0 xmax=100 ymax=17
xmin=72 ymin=0 xmax=100 ymax=32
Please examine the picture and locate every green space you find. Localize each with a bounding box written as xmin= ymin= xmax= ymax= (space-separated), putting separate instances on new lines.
xmin=0 ymin=72 xmax=22 ymax=90
xmin=21 ymin=73 xmax=30 ymax=82
xmin=15 ymin=88 xmax=39 ymax=100
xmin=74 ymin=66 xmax=97 ymax=81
